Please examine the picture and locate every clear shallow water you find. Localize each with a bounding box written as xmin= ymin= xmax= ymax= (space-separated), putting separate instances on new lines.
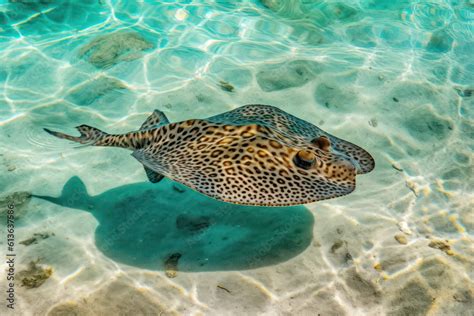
xmin=0 ymin=0 xmax=473 ymax=315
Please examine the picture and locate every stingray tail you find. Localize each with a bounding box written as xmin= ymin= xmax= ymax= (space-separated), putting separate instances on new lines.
xmin=44 ymin=125 xmax=108 ymax=146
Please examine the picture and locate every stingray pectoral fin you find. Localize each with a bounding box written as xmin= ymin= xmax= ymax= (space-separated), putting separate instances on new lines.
xmin=131 ymin=150 xmax=165 ymax=183
xmin=144 ymin=166 xmax=164 ymax=183
xmin=131 ymin=149 xmax=146 ymax=164
xmin=139 ymin=110 xmax=169 ymax=130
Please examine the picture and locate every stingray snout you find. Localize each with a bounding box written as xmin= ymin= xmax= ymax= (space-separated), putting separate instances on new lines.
xmin=337 ymin=158 xmax=357 ymax=172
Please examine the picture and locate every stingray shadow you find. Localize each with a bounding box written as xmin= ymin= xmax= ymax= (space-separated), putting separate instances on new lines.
xmin=35 ymin=176 xmax=314 ymax=272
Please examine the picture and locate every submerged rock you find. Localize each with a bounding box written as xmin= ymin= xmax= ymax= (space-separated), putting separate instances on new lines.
xmin=79 ymin=31 xmax=154 ymax=69
xmin=428 ymin=239 xmax=453 ymax=256
xmin=368 ymin=118 xmax=378 ymax=127
xmin=391 ymin=163 xmax=403 ymax=172
xmin=0 ymin=191 xmax=31 ymax=207
xmin=330 ymin=239 xmax=346 ymax=253
xmin=217 ymin=285 xmax=231 ymax=294
xmin=373 ymin=262 xmax=383 ymax=272
xmin=394 ymin=234 xmax=408 ymax=245
xmin=19 ymin=232 xmax=54 ymax=246
xmin=0 ymin=191 xmax=31 ymax=221
xmin=17 ymin=260 xmax=53 ymax=288
xmin=256 ymin=60 xmax=322 ymax=92
xmin=66 ymin=76 xmax=127 ymax=106
xmin=218 ymin=80 xmax=234 ymax=92
xmin=328 ymin=239 xmax=354 ymax=266
xmin=164 ymin=253 xmax=181 ymax=278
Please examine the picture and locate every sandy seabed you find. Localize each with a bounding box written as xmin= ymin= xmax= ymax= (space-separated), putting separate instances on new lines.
xmin=0 ymin=1 xmax=473 ymax=315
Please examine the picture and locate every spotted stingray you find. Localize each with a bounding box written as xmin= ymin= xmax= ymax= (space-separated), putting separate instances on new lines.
xmin=45 ymin=104 xmax=374 ymax=206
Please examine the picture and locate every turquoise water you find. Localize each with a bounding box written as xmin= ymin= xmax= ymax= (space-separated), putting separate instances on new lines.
xmin=0 ymin=0 xmax=473 ymax=315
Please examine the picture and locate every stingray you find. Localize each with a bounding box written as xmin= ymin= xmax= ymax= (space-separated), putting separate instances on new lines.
xmin=44 ymin=104 xmax=374 ymax=206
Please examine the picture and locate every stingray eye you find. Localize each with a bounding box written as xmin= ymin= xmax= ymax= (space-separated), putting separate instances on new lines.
xmin=293 ymin=150 xmax=316 ymax=169
xmin=312 ymin=135 xmax=331 ymax=151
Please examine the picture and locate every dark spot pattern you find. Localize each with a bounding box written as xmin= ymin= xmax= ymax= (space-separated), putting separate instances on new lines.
xmin=47 ymin=104 xmax=374 ymax=206
xmin=131 ymin=105 xmax=373 ymax=206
